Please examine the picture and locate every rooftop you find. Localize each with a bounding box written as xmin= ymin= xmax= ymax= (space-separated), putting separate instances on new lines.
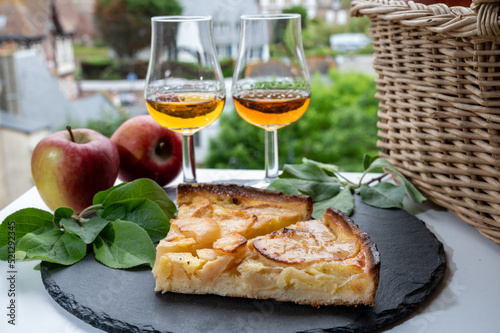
xmin=0 ymin=0 xmax=78 ymax=41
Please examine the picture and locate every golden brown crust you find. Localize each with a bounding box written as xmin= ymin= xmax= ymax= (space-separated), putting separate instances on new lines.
xmin=323 ymin=208 xmax=381 ymax=268
xmin=177 ymin=183 xmax=313 ymax=216
xmin=323 ymin=208 xmax=381 ymax=306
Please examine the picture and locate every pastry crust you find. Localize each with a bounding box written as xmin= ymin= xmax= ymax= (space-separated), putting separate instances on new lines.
xmin=153 ymin=183 xmax=380 ymax=307
xmin=176 ymin=183 xmax=314 ymax=219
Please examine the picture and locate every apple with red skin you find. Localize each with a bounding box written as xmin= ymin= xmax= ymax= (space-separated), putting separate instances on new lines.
xmin=110 ymin=115 xmax=182 ymax=187
xmin=31 ymin=127 xmax=120 ymax=214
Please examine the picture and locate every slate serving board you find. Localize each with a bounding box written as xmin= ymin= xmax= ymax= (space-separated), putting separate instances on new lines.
xmin=40 ymin=195 xmax=446 ymax=333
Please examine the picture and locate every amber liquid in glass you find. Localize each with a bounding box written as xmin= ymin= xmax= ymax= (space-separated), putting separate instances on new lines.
xmin=233 ymin=89 xmax=310 ymax=130
xmin=146 ymin=92 xmax=225 ymax=134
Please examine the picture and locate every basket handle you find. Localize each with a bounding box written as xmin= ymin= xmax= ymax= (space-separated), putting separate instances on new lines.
xmin=472 ymin=0 xmax=500 ymax=38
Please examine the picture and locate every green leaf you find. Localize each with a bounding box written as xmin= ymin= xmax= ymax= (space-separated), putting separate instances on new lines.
xmin=14 ymin=251 xmax=26 ymax=260
xmin=267 ymin=179 xmax=300 ymax=195
xmin=92 ymin=182 xmax=128 ymax=204
xmin=0 ymin=208 xmax=57 ymax=261
xmin=94 ymin=179 xmax=177 ymax=219
xmin=93 ymin=220 xmax=155 ymax=269
xmin=53 ymin=207 xmax=74 ymax=226
xmin=302 ymin=157 xmax=340 ymax=174
xmin=279 ymin=163 xmax=341 ymax=201
xmin=365 ymin=158 xmax=426 ymax=204
xmin=100 ymin=198 xmax=170 ymax=243
xmin=360 ymin=183 xmax=405 ymax=209
xmin=362 ymin=154 xmax=379 ymax=171
xmin=60 ymin=216 xmax=109 ymax=244
xmin=15 ymin=229 xmax=86 ymax=265
xmin=313 ymin=187 xmax=355 ymax=219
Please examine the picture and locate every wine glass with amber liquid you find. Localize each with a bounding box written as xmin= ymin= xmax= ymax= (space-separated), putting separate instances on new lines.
xmin=145 ymin=16 xmax=225 ymax=183
xmin=232 ymin=14 xmax=311 ymax=187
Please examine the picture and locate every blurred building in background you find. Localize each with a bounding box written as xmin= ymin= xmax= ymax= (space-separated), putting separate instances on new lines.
xmin=257 ymin=0 xmax=346 ymax=24
xmin=0 ymin=0 xmax=79 ymax=100
xmin=72 ymin=0 xmax=99 ymax=45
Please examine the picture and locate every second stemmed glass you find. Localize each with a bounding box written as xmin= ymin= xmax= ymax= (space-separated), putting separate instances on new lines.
xmin=232 ymin=14 xmax=311 ymax=187
xmin=145 ymin=16 xmax=225 ymax=184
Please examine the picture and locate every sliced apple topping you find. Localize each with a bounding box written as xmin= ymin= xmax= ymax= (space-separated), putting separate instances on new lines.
xmin=178 ymin=197 xmax=213 ymax=217
xmin=213 ymin=232 xmax=247 ymax=254
xmin=252 ymin=220 xmax=359 ymax=264
xmin=173 ymin=217 xmax=220 ymax=248
xmin=216 ymin=216 xmax=257 ymax=237
xmin=196 ymin=255 xmax=234 ymax=282
xmin=244 ymin=204 xmax=302 ymax=231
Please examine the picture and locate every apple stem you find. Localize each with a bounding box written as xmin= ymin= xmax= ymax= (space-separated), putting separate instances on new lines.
xmin=66 ymin=126 xmax=75 ymax=142
xmin=72 ymin=204 xmax=104 ymax=225
xmin=72 ymin=215 xmax=89 ymax=226
xmin=79 ymin=204 xmax=103 ymax=217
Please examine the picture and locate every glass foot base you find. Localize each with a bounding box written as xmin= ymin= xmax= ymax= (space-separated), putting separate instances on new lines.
xmin=164 ymin=177 xmax=279 ymax=203
xmin=242 ymin=179 xmax=274 ymax=189
xmin=212 ymin=178 xmax=276 ymax=189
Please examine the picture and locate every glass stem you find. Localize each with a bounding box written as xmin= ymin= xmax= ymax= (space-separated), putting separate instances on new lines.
xmin=182 ymin=134 xmax=196 ymax=183
xmin=265 ymin=129 xmax=279 ymax=182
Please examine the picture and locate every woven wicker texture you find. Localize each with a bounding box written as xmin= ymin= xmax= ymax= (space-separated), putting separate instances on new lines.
xmin=351 ymin=0 xmax=500 ymax=244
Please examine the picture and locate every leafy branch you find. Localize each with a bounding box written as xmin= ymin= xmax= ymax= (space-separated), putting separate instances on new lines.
xmin=267 ymin=155 xmax=427 ymax=219
xmin=0 ymin=179 xmax=176 ymax=269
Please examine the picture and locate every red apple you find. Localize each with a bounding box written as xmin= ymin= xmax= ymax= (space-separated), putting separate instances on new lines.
xmin=110 ymin=115 xmax=182 ymax=187
xmin=31 ymin=127 xmax=120 ymax=213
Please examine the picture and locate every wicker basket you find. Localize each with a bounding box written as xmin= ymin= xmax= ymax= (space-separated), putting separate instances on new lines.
xmin=350 ymin=0 xmax=500 ymax=244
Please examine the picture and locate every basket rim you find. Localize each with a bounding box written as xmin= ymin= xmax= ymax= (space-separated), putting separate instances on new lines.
xmin=350 ymin=0 xmax=500 ymax=43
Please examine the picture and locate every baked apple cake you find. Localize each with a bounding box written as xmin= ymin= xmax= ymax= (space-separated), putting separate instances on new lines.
xmin=153 ymin=183 xmax=380 ymax=307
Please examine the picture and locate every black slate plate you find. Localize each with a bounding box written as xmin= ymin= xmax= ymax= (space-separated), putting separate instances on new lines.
xmin=40 ymin=195 xmax=446 ymax=333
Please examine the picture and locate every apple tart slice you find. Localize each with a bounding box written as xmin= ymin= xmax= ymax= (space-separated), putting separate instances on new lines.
xmin=153 ymin=183 xmax=380 ymax=307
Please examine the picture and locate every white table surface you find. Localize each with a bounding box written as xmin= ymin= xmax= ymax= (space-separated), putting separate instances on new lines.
xmin=1 ymin=169 xmax=499 ymax=333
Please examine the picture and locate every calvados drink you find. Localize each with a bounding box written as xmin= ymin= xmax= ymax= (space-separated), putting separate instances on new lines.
xmin=233 ymin=89 xmax=310 ymax=130
xmin=146 ymin=92 xmax=225 ymax=134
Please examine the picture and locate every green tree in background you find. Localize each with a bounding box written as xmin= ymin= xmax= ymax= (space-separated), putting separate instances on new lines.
xmin=94 ymin=0 xmax=182 ymax=62
xmin=282 ymin=5 xmax=308 ymax=28
xmin=204 ymin=70 xmax=380 ymax=172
